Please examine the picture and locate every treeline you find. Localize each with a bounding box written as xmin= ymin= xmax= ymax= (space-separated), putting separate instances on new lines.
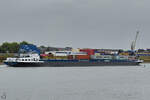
xmin=0 ymin=41 xmax=72 ymax=54
xmin=0 ymin=41 xmax=31 ymax=53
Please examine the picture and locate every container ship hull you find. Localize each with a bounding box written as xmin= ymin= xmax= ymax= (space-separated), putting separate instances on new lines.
xmin=4 ymin=59 xmax=141 ymax=67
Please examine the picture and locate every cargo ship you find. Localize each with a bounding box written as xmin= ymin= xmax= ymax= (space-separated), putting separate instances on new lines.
xmin=4 ymin=45 xmax=142 ymax=67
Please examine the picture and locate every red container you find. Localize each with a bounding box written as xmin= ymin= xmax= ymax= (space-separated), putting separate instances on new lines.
xmin=68 ymin=55 xmax=73 ymax=60
xmin=75 ymin=55 xmax=90 ymax=60
xmin=40 ymin=54 xmax=48 ymax=57
xmin=80 ymin=49 xmax=94 ymax=55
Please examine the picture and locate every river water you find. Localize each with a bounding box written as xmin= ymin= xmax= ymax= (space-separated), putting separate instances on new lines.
xmin=0 ymin=64 xmax=149 ymax=100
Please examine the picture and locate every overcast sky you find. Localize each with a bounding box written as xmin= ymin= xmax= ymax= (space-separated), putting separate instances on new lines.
xmin=0 ymin=0 xmax=149 ymax=49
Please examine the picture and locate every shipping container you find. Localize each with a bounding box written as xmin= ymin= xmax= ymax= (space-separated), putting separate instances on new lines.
xmin=45 ymin=51 xmax=72 ymax=56
xmin=71 ymin=52 xmax=87 ymax=55
xmin=80 ymin=49 xmax=94 ymax=55
xmin=72 ymin=48 xmax=80 ymax=52
xmin=91 ymin=55 xmax=112 ymax=59
xmin=75 ymin=55 xmax=90 ymax=60
xmin=128 ymin=56 xmax=136 ymax=60
xmin=115 ymin=55 xmax=128 ymax=60
xmin=42 ymin=56 xmax=68 ymax=60
xmin=54 ymin=56 xmax=68 ymax=60
xmin=40 ymin=54 xmax=48 ymax=57
xmin=119 ymin=52 xmax=129 ymax=56
xmin=68 ymin=55 xmax=73 ymax=60
xmin=94 ymin=53 xmax=101 ymax=56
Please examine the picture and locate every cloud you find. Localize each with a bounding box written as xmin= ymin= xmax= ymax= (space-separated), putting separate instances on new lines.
xmin=0 ymin=0 xmax=149 ymax=49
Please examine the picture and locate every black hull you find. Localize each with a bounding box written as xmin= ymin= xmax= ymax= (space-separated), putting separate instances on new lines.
xmin=4 ymin=61 xmax=141 ymax=67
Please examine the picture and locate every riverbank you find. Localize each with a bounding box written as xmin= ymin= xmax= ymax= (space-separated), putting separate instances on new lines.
xmin=0 ymin=53 xmax=15 ymax=64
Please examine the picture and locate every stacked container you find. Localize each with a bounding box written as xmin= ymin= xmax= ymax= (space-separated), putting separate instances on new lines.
xmin=80 ymin=49 xmax=94 ymax=55
xmin=75 ymin=55 xmax=90 ymax=60
xmin=68 ymin=55 xmax=74 ymax=60
xmin=115 ymin=55 xmax=128 ymax=60
xmin=91 ymin=55 xmax=112 ymax=59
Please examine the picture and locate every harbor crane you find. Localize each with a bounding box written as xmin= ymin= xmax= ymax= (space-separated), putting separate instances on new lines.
xmin=131 ymin=31 xmax=139 ymax=51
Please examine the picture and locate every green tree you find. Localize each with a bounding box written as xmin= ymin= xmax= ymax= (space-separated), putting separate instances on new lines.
xmin=1 ymin=42 xmax=11 ymax=53
xmin=10 ymin=42 xmax=19 ymax=53
xmin=0 ymin=41 xmax=32 ymax=53
xmin=19 ymin=41 xmax=30 ymax=45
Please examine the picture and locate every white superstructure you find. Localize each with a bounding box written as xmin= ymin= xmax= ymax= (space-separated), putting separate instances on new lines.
xmin=5 ymin=53 xmax=43 ymax=63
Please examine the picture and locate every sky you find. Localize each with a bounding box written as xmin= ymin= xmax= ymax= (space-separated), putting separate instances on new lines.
xmin=0 ymin=0 xmax=150 ymax=49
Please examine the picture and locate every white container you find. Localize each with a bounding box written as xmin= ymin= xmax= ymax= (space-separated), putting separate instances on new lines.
xmin=91 ymin=55 xmax=112 ymax=59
